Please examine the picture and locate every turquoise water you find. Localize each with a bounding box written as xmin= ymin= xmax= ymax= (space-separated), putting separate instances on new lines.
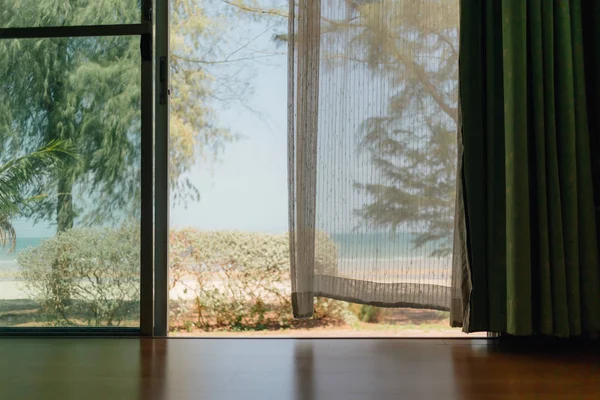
xmin=331 ymin=232 xmax=450 ymax=259
xmin=0 ymin=237 xmax=44 ymax=271
xmin=0 ymin=232 xmax=448 ymax=274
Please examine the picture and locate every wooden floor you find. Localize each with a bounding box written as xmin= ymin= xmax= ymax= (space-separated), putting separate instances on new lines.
xmin=0 ymin=338 xmax=598 ymax=400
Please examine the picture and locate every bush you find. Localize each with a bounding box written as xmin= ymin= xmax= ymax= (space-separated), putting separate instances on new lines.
xmin=18 ymin=225 xmax=343 ymax=330
xmin=18 ymin=225 xmax=140 ymax=326
xmin=169 ymin=230 xmax=291 ymax=330
xmin=169 ymin=229 xmax=343 ymax=331
xmin=314 ymin=230 xmax=340 ymax=276
xmin=350 ymin=304 xmax=382 ymax=323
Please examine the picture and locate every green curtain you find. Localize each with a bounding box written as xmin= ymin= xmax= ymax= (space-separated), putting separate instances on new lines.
xmin=459 ymin=0 xmax=600 ymax=337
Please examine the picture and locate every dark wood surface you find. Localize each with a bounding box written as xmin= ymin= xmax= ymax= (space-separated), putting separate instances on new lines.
xmin=0 ymin=338 xmax=598 ymax=400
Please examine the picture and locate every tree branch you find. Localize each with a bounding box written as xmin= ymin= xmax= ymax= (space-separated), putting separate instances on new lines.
xmin=389 ymin=43 xmax=458 ymax=124
xmin=221 ymin=0 xmax=288 ymax=18
xmin=172 ymin=53 xmax=283 ymax=65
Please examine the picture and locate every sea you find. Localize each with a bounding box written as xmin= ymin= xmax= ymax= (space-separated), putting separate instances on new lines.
xmin=0 ymin=233 xmax=449 ymax=279
xmin=331 ymin=232 xmax=449 ymax=259
xmin=0 ymin=237 xmax=44 ymax=278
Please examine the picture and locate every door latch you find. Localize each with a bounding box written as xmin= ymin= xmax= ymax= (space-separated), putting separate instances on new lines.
xmin=159 ymin=56 xmax=169 ymax=105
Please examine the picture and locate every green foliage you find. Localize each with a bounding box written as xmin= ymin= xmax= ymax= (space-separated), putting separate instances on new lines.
xmin=313 ymin=298 xmax=349 ymax=321
xmin=167 ymin=0 xmax=286 ymax=202
xmin=358 ymin=305 xmax=382 ymax=323
xmin=0 ymin=0 xmax=139 ymax=27
xmin=169 ymin=229 xmax=343 ymax=331
xmin=170 ymin=229 xmax=290 ymax=330
xmin=0 ymin=0 xmax=286 ymax=230
xmin=0 ymin=32 xmax=141 ymax=230
xmin=347 ymin=303 xmax=382 ymax=323
xmin=0 ymin=140 xmax=73 ymax=250
xmin=16 ymin=225 xmax=343 ymax=330
xmin=17 ymin=225 xmax=140 ymax=326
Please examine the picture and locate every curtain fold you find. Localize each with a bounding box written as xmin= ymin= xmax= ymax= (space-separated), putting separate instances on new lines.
xmin=289 ymin=0 xmax=461 ymax=318
xmin=459 ymin=0 xmax=600 ymax=337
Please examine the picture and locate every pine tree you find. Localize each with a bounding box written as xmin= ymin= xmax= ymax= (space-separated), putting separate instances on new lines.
xmin=0 ymin=0 xmax=285 ymax=231
xmin=325 ymin=0 xmax=459 ymax=255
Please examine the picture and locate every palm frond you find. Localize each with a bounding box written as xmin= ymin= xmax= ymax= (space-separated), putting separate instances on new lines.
xmin=0 ymin=139 xmax=76 ymax=250
xmin=0 ymin=216 xmax=17 ymax=252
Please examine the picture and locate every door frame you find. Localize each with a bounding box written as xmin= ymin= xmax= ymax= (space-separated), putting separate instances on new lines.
xmin=154 ymin=0 xmax=170 ymax=337
xmin=0 ymin=1 xmax=157 ymax=337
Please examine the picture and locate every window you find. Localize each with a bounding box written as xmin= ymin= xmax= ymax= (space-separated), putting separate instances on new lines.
xmin=0 ymin=2 xmax=153 ymax=335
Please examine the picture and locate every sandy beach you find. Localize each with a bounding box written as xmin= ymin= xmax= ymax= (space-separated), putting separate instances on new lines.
xmin=1 ymin=256 xmax=454 ymax=302
xmin=0 ymin=280 xmax=27 ymax=300
xmin=337 ymin=256 xmax=452 ymax=286
xmin=0 ymin=258 xmax=475 ymax=337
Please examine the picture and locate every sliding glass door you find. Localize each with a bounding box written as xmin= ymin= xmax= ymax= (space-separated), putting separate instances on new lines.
xmin=0 ymin=1 xmax=154 ymax=335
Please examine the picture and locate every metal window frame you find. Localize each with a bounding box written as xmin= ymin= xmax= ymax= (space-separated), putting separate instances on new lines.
xmin=0 ymin=24 xmax=150 ymax=39
xmin=0 ymin=328 xmax=141 ymax=337
xmin=0 ymin=5 xmax=156 ymax=337
xmin=154 ymin=0 xmax=170 ymax=337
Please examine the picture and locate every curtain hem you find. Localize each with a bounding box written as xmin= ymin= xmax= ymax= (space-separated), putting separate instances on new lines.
xmin=292 ymin=292 xmax=314 ymax=318
xmin=313 ymin=275 xmax=451 ymax=312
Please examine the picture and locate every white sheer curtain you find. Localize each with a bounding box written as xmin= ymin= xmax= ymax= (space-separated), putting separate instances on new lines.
xmin=288 ymin=0 xmax=461 ymax=318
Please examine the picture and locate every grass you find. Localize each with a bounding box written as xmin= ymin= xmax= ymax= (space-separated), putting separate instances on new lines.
xmin=350 ymin=320 xmax=452 ymax=332
xmin=0 ymin=299 xmax=44 ymax=326
xmin=0 ymin=299 xmax=140 ymax=327
xmin=169 ymin=302 xmax=458 ymax=336
xmin=1 ymin=297 xmax=458 ymax=335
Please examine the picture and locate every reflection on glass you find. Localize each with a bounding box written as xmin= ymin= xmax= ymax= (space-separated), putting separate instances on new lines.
xmin=0 ymin=36 xmax=141 ymax=328
xmin=0 ymin=0 xmax=140 ymax=28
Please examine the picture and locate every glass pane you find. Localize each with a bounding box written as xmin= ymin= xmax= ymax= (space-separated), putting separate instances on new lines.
xmin=0 ymin=0 xmax=140 ymax=28
xmin=0 ymin=36 xmax=141 ymax=328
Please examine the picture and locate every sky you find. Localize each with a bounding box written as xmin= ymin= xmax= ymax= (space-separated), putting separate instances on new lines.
xmin=12 ymin=9 xmax=291 ymax=238
xmin=11 ymin=2 xmax=457 ymax=239
xmin=12 ymin=32 xmax=368 ymax=238
xmin=170 ymin=8 xmax=290 ymax=234
xmin=9 ymin=13 xmax=407 ymax=239
xmin=170 ymin=50 xmax=289 ymax=234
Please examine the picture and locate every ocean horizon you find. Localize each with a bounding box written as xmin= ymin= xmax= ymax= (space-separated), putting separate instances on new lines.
xmin=0 ymin=232 xmax=449 ymax=276
xmin=0 ymin=237 xmax=45 ymax=281
xmin=331 ymin=232 xmax=450 ymax=259
xmin=0 ymin=236 xmax=45 ymax=259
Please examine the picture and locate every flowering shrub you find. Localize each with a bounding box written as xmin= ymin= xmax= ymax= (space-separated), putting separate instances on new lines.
xmin=169 ymin=229 xmax=344 ymax=331
xmin=18 ymin=225 xmax=344 ymax=330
